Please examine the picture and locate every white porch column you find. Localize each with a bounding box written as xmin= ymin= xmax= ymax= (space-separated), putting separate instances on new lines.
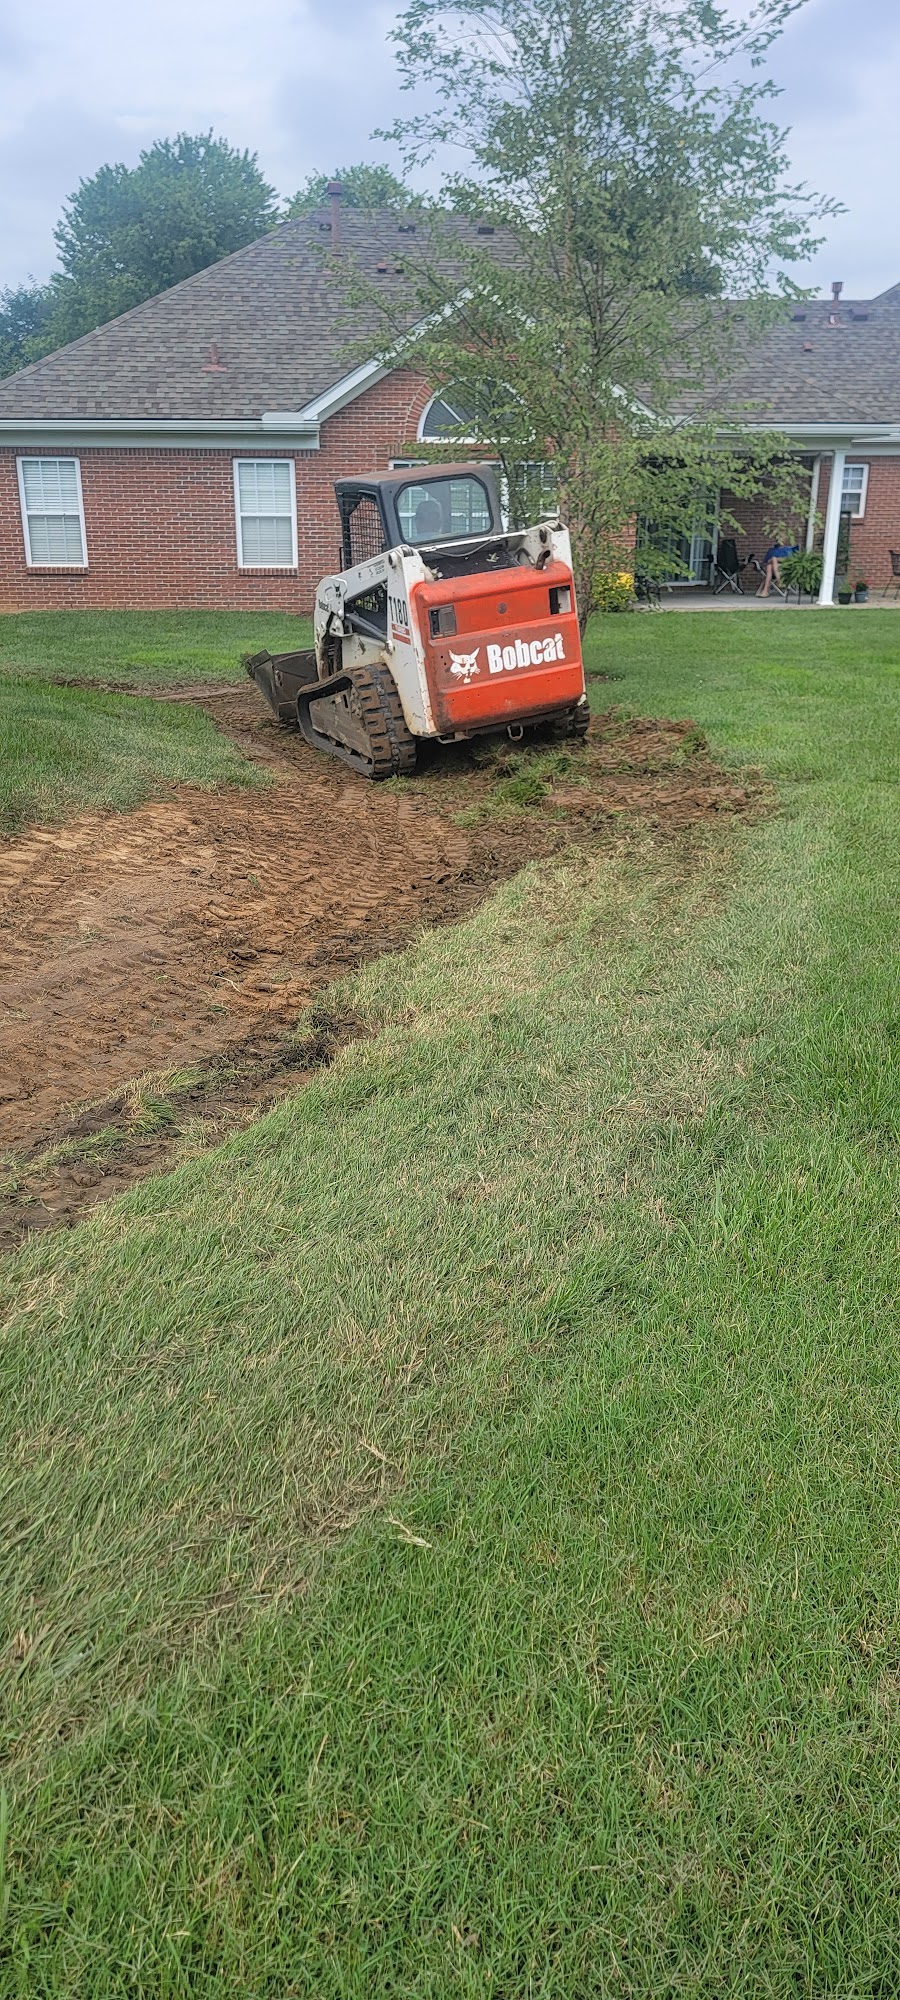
xmin=817 ymin=449 xmax=846 ymax=606
xmin=805 ymin=455 xmax=821 ymax=552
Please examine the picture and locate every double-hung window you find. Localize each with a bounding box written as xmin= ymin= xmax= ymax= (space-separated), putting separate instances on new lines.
xmin=841 ymin=462 xmax=869 ymax=519
xmin=234 ymin=459 xmax=297 ymax=568
xmin=17 ymin=457 xmax=87 ymax=566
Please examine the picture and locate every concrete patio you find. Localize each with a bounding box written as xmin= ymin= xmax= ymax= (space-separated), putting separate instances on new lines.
xmin=653 ymin=588 xmax=900 ymax=610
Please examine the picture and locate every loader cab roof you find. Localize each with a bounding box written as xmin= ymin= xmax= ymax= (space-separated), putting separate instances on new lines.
xmin=334 ymin=462 xmax=504 ymax=570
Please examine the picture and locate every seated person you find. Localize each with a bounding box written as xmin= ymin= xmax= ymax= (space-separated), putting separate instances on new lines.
xmin=758 ymin=542 xmax=799 ymax=596
xmin=414 ymin=495 xmax=446 ymax=541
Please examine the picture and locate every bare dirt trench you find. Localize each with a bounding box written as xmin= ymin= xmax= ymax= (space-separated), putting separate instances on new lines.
xmin=0 ymin=688 xmax=768 ymax=1248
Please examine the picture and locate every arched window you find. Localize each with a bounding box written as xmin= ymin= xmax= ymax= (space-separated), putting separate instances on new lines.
xmin=417 ymin=389 xmax=478 ymax=444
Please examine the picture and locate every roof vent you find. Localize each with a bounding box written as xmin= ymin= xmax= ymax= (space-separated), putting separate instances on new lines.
xmin=376 ymin=262 xmax=388 ymax=273
xmin=398 ymin=222 xmax=416 ymax=234
xmin=803 ymin=341 xmax=814 ymax=352
xmin=394 ymin=262 xmax=405 ymax=273
xmin=851 ymin=310 xmax=870 ymax=322
xmin=832 ymin=280 xmax=843 ymax=301
xmin=791 ymin=311 xmax=807 ymax=321
xmin=477 ymin=224 xmax=495 ymax=235
xmin=203 ymin=341 xmax=227 ymax=372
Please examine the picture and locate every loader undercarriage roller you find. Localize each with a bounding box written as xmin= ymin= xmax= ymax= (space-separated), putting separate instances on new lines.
xmin=296 ymin=660 xmax=417 ymax=780
xmin=548 ymin=700 xmax=590 ymax=742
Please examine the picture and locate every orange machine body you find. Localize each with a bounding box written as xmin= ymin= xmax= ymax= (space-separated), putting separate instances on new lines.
xmin=411 ymin=560 xmax=585 ymax=736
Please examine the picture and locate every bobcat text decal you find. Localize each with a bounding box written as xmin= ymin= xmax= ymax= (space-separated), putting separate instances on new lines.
xmin=487 ymin=633 xmax=565 ymax=673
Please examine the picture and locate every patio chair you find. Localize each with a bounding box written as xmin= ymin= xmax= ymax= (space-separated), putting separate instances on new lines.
xmin=888 ymin=551 xmax=900 ymax=596
xmin=710 ymin=537 xmax=744 ymax=594
xmin=741 ymin=551 xmax=768 ymax=588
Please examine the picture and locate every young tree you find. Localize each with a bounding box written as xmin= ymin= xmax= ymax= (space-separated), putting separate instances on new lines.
xmin=285 ymin=163 xmax=415 ymax=215
xmin=366 ymin=0 xmax=836 ymax=620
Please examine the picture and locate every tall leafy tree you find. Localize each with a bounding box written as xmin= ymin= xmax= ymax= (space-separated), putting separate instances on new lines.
xmin=367 ymin=0 xmax=837 ymax=620
xmin=0 ymin=281 xmax=58 ymax=377
xmin=0 ymin=132 xmax=278 ymax=374
xmin=285 ymin=162 xmax=415 ymax=215
xmin=54 ymin=132 xmax=279 ymax=321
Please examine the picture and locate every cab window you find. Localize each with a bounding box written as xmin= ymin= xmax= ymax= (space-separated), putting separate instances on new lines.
xmin=396 ymin=476 xmax=492 ymax=544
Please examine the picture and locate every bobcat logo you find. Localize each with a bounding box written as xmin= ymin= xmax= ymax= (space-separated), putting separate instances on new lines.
xmin=449 ymin=648 xmax=481 ymax=684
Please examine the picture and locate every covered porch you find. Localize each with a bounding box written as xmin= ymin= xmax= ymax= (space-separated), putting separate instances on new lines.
xmin=643 ymin=428 xmax=900 ymax=606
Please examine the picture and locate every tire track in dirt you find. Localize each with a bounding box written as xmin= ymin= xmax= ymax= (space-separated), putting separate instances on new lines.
xmin=0 ymin=690 xmax=770 ymax=1191
xmin=0 ymin=693 xmax=520 ymax=1151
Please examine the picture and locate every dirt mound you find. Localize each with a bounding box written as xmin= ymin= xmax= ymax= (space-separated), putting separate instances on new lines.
xmin=0 ymin=691 xmax=768 ymax=1244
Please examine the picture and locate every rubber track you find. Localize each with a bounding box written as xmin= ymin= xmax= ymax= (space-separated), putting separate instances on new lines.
xmin=363 ymin=663 xmax=418 ymax=777
xmin=300 ymin=660 xmax=417 ymax=779
xmin=550 ymin=701 xmax=591 ymax=742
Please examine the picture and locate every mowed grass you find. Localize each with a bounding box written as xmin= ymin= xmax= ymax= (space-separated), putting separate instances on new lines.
xmin=1 ymin=612 xmax=900 ymax=1992
xmin=0 ymin=677 xmax=262 ymax=833
xmin=0 ymin=608 xmax=312 ymax=687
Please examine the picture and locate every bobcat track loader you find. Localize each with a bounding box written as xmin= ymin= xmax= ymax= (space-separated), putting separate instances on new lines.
xmin=245 ymin=462 xmax=588 ymax=779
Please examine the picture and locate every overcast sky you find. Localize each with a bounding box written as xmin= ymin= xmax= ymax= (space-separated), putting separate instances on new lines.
xmin=0 ymin=0 xmax=896 ymax=300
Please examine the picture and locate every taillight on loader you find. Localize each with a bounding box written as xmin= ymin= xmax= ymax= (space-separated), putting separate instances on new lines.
xmin=428 ymin=604 xmax=458 ymax=637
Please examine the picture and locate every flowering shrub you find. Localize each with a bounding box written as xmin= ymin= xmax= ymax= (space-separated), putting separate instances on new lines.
xmin=594 ymin=570 xmax=635 ymax=613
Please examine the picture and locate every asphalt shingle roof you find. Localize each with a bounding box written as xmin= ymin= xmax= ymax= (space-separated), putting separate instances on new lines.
xmin=702 ymin=295 xmax=900 ymax=427
xmin=0 ymin=208 xmax=506 ymax=423
xmin=0 ymin=207 xmax=897 ymax=430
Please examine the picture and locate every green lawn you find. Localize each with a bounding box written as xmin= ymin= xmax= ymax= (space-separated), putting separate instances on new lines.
xmin=0 ymin=608 xmax=312 ymax=687
xmin=0 ymin=677 xmax=262 ymax=833
xmin=2 ymin=611 xmax=900 ymax=1994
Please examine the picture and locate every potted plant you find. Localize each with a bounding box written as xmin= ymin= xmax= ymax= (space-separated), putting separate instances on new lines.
xmin=837 ymin=575 xmax=853 ymax=605
xmin=854 ymin=578 xmax=870 ymax=603
xmin=779 ymin=550 xmax=823 ymax=597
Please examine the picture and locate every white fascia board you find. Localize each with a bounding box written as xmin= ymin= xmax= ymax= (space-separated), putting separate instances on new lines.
xmin=267 ymin=357 xmax=391 ymax=429
xmin=278 ymin=295 xmax=474 ymax=432
xmin=0 ymin=418 xmax=320 ymax=450
xmin=738 ymin=421 xmax=900 ymax=447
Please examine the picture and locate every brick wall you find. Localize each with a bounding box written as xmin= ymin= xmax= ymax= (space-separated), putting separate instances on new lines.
xmin=725 ymin=455 xmax=900 ymax=590
xmin=0 ymin=368 xmax=432 ymax=612
xmin=839 ymin=459 xmax=900 ymax=587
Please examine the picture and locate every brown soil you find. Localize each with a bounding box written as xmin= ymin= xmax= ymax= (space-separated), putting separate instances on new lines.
xmin=0 ymin=691 xmax=768 ymax=1247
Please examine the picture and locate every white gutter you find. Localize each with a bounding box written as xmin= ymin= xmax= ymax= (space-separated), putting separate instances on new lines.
xmin=0 ymin=416 xmax=321 ymax=450
xmin=741 ymin=421 xmax=900 ymax=448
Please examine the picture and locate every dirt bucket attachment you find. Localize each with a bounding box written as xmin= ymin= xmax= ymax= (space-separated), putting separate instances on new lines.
xmin=243 ymin=648 xmax=318 ymax=726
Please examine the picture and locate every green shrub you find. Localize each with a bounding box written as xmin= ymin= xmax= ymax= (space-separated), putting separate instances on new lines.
xmin=594 ymin=570 xmax=635 ymax=613
xmin=779 ymin=550 xmax=823 ymax=594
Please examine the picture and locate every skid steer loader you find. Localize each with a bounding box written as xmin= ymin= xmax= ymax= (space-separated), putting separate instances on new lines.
xmin=245 ymin=461 xmax=588 ymax=779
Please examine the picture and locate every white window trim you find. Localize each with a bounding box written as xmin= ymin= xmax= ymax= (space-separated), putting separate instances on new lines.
xmin=416 ymin=392 xmax=478 ymax=446
xmin=233 ymin=457 xmax=298 ymax=570
xmin=842 ymin=461 xmax=869 ymax=520
xmin=16 ymin=455 xmax=88 ymax=568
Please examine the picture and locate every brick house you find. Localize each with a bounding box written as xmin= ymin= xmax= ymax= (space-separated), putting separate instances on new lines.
xmin=0 ymin=205 xmax=478 ymax=614
xmin=697 ymin=280 xmax=900 ymax=602
xmin=0 ymin=201 xmax=898 ymax=611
